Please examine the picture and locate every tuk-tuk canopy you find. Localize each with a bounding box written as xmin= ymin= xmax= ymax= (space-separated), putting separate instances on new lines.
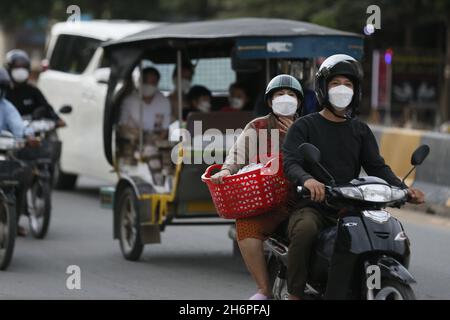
xmin=102 ymin=18 xmax=365 ymax=166
xmin=103 ymin=18 xmax=364 ymax=61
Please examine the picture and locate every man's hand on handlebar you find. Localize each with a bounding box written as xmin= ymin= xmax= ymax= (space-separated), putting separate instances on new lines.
xmin=304 ymin=178 xmax=326 ymax=202
xmin=56 ymin=119 xmax=66 ymax=128
xmin=407 ymin=187 xmax=425 ymax=204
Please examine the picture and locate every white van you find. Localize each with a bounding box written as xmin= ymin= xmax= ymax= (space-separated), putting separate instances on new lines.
xmin=38 ymin=20 xmax=161 ymax=189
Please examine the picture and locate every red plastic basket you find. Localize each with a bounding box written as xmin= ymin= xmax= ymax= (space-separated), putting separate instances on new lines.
xmin=201 ymin=157 xmax=290 ymax=220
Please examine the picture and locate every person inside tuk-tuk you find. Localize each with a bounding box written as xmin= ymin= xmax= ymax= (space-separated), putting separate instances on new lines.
xmin=182 ymin=85 xmax=212 ymax=121
xmin=221 ymin=82 xmax=252 ymax=112
xmin=117 ymin=67 xmax=171 ymax=168
xmin=169 ymin=62 xmax=195 ymax=121
xmin=210 ymin=74 xmax=304 ymax=300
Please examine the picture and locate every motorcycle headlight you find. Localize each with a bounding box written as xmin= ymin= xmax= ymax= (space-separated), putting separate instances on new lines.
xmin=359 ymin=184 xmax=392 ymax=202
xmin=363 ymin=210 xmax=391 ymax=224
xmin=338 ymin=187 xmax=364 ymax=200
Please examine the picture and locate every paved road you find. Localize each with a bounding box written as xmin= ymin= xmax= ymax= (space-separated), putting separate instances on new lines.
xmin=1 ymin=178 xmax=449 ymax=300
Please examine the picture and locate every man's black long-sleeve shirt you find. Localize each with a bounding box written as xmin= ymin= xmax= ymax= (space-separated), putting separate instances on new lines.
xmin=282 ymin=113 xmax=404 ymax=193
xmin=5 ymin=83 xmax=59 ymax=120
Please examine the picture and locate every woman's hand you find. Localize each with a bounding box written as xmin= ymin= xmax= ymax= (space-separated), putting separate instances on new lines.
xmin=407 ymin=188 xmax=425 ymax=204
xmin=277 ymin=117 xmax=294 ymax=134
xmin=304 ymin=178 xmax=326 ymax=202
xmin=211 ymin=169 xmax=232 ymax=184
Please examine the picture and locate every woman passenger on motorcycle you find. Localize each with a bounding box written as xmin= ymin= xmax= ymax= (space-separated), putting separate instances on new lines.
xmin=210 ymin=75 xmax=304 ymax=300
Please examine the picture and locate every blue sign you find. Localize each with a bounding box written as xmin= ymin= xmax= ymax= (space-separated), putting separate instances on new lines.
xmin=236 ymin=36 xmax=364 ymax=60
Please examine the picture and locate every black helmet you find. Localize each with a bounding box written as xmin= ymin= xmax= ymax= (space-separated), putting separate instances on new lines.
xmin=5 ymin=49 xmax=31 ymax=71
xmin=265 ymin=74 xmax=304 ymax=106
xmin=316 ymin=54 xmax=363 ymax=117
xmin=0 ymin=68 xmax=12 ymax=98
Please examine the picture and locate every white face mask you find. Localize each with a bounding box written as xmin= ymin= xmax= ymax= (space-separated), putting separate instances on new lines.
xmin=174 ymin=79 xmax=192 ymax=94
xmin=11 ymin=68 xmax=29 ymax=83
xmin=230 ymin=98 xmax=244 ymax=110
xmin=141 ymin=84 xmax=157 ymax=98
xmin=272 ymin=94 xmax=298 ymax=117
xmin=328 ymin=85 xmax=354 ymax=110
xmin=198 ymin=101 xmax=211 ymax=113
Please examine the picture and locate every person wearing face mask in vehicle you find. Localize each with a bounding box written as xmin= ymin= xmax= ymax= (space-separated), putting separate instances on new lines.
xmin=210 ymin=75 xmax=304 ymax=300
xmin=183 ymin=85 xmax=213 ymax=121
xmin=221 ymin=82 xmax=251 ymax=112
xmin=119 ymin=67 xmax=171 ymax=133
xmin=169 ymin=62 xmax=195 ymax=121
xmin=4 ymin=50 xmax=65 ymax=127
xmin=118 ymin=67 xmax=171 ymax=170
xmin=282 ymin=54 xmax=425 ymax=300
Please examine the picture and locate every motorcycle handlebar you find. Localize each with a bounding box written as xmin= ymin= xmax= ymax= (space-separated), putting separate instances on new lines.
xmin=296 ymin=186 xmax=332 ymax=199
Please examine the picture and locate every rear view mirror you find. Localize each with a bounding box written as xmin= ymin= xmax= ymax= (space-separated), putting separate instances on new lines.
xmin=402 ymin=144 xmax=431 ymax=185
xmin=411 ymin=145 xmax=430 ymax=166
xmin=59 ymin=105 xmax=73 ymax=114
xmin=298 ymin=143 xmax=321 ymax=164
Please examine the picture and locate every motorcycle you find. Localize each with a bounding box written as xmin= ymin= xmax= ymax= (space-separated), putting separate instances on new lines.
xmin=267 ymin=143 xmax=430 ymax=300
xmin=20 ymin=117 xmax=60 ymax=239
xmin=0 ymin=132 xmax=24 ymax=270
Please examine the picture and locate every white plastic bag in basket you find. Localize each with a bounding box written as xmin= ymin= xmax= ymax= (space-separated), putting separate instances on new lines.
xmin=237 ymin=163 xmax=265 ymax=175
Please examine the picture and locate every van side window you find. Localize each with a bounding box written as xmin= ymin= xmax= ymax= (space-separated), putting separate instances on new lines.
xmin=49 ymin=34 xmax=101 ymax=74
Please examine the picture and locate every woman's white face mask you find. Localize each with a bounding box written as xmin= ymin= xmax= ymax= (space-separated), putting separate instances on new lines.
xmin=328 ymin=85 xmax=354 ymax=110
xmin=11 ymin=68 xmax=29 ymax=83
xmin=272 ymin=94 xmax=298 ymax=117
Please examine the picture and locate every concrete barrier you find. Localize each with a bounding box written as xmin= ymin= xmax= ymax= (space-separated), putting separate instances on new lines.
xmin=371 ymin=125 xmax=450 ymax=209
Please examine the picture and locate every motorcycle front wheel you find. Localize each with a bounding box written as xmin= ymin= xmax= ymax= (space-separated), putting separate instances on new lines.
xmin=27 ymin=180 xmax=51 ymax=239
xmin=372 ymin=279 xmax=416 ymax=300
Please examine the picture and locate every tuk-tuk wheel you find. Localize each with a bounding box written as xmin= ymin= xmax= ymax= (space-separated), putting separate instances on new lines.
xmin=117 ymin=186 xmax=144 ymax=261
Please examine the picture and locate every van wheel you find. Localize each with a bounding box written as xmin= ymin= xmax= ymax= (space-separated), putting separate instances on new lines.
xmin=53 ymin=162 xmax=77 ymax=190
xmin=117 ymin=186 xmax=144 ymax=261
xmin=373 ymin=280 xmax=416 ymax=300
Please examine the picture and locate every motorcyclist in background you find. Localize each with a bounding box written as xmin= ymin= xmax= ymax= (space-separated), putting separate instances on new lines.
xmin=0 ymin=67 xmax=36 ymax=237
xmin=4 ymin=49 xmax=65 ymax=127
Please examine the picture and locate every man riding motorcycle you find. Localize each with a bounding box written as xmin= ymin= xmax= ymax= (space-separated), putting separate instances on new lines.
xmin=281 ymin=54 xmax=425 ymax=300
xmin=4 ymin=49 xmax=65 ymax=127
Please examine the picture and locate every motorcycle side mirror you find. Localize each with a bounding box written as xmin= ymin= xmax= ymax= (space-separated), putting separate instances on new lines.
xmin=59 ymin=105 xmax=73 ymax=114
xmin=298 ymin=143 xmax=336 ymax=186
xmin=411 ymin=145 xmax=430 ymax=166
xmin=402 ymin=144 xmax=431 ymax=186
xmin=298 ymin=143 xmax=321 ymax=164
